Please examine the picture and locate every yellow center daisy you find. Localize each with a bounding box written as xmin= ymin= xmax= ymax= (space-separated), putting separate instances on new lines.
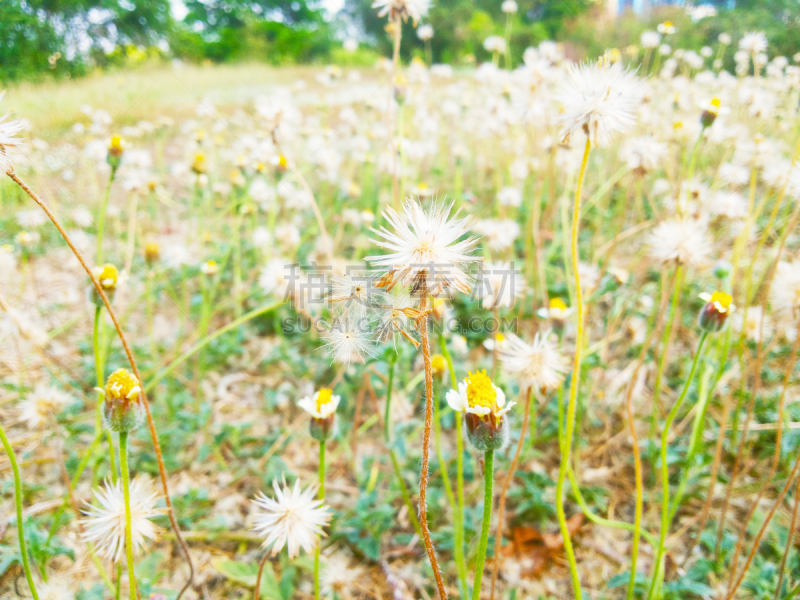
xmin=710 ymin=290 xmax=732 ymax=311
xmin=316 ymin=388 xmax=333 ymax=413
xmin=466 ymin=370 xmax=498 ymax=413
xmin=105 ymin=368 xmax=141 ymax=401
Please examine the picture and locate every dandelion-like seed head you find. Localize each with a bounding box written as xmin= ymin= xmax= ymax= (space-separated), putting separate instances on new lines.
xmin=80 ymin=477 xmax=164 ymax=562
xmin=251 ymin=478 xmax=333 ymax=558
xmin=0 ymin=90 xmax=26 ymax=174
xmin=648 ymin=220 xmax=712 ymax=269
xmin=19 ymin=384 xmax=73 ymax=429
xmin=372 ymin=0 xmax=429 ymax=24
xmin=321 ymin=318 xmax=375 ymax=365
xmin=367 ymin=199 xmax=480 ymax=298
xmin=499 ymin=331 xmax=568 ymax=392
xmin=557 ymin=61 xmax=641 ymax=148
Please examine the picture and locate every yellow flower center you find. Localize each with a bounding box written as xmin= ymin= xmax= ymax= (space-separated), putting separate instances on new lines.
xmin=710 ymin=290 xmax=732 ymax=311
xmin=550 ymin=297 xmax=567 ymax=311
xmin=466 ymin=370 xmax=498 ymax=413
xmin=95 ymin=263 xmax=119 ymax=290
xmin=431 ymin=354 xmax=446 ymax=374
xmin=106 ymin=368 xmax=140 ymax=401
xmin=673 ymin=121 xmax=684 ymax=130
xmin=278 ymin=155 xmax=288 ymax=169
xmin=316 ymin=388 xmax=333 ymax=413
xmin=496 ymin=332 xmax=505 ymax=342
xmin=109 ymin=136 xmax=123 ymax=151
xmin=663 ymin=21 xmax=673 ymax=27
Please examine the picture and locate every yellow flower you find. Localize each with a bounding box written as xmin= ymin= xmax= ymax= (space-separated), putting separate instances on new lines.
xmin=144 ymin=242 xmax=160 ymax=264
xmin=200 ymin=260 xmax=218 ymax=276
xmin=192 ymin=153 xmax=207 ymax=175
xmin=446 ymin=370 xmax=513 ymax=418
xmin=93 ymin=263 xmax=119 ymax=291
xmin=105 ymin=368 xmax=141 ymax=402
xmin=431 ymin=353 xmax=446 ymax=375
xmin=101 ymin=369 xmax=144 ymax=433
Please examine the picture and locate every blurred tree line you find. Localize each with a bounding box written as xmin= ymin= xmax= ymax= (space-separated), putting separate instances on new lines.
xmin=1 ymin=0 xmax=798 ymax=82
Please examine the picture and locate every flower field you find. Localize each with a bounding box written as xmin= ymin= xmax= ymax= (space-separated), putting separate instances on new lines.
xmin=1 ymin=18 xmax=800 ymax=600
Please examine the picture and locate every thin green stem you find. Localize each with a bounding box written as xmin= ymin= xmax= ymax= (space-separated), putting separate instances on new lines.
xmin=0 ymin=422 xmax=40 ymax=600
xmin=144 ymin=300 xmax=285 ymax=393
xmin=567 ymin=463 xmax=657 ymax=548
xmin=94 ymin=305 xmax=117 ymax=483
xmin=647 ymin=332 xmax=708 ymax=600
xmin=384 ymin=356 xmax=422 ymax=537
xmin=96 ymin=169 xmax=116 ymax=264
xmin=119 ymin=430 xmax=137 ymax=600
xmin=557 ymin=135 xmax=591 ymax=600
xmin=649 ymin=265 xmax=684 ymax=444
xmin=472 ymin=450 xmax=494 ymax=600
xmin=314 ymin=440 xmax=325 ymax=600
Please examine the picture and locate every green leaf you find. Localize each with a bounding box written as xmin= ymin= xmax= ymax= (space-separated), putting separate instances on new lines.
xmin=212 ymin=558 xmax=281 ymax=599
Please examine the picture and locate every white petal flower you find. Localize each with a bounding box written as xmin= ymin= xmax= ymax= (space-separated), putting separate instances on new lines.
xmin=446 ymin=381 xmax=469 ymax=412
xmin=298 ymin=389 xmax=341 ymax=419
xmin=252 ymin=478 xmax=333 ymax=559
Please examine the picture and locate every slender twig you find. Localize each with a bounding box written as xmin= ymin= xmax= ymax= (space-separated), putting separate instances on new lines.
xmin=726 ymin=449 xmax=800 ymax=599
xmin=440 ymin=334 xmax=467 ymax=596
xmin=6 ymin=170 xmax=195 ymax=599
xmin=255 ymin=552 xmax=271 ymax=600
xmin=776 ymin=476 xmax=800 ymax=599
xmin=417 ymin=281 xmax=448 ymax=600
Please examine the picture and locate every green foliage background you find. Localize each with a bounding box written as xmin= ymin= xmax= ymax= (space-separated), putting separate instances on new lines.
xmin=0 ymin=0 xmax=798 ymax=82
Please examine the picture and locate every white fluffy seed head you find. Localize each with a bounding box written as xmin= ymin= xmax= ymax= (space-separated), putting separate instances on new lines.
xmin=251 ymin=478 xmax=333 ymax=558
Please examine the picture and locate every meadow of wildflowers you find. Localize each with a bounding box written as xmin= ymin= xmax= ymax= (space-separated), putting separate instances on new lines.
xmin=2 ymin=6 xmax=800 ymax=600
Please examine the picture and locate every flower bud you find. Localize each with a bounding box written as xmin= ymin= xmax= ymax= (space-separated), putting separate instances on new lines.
xmin=446 ymin=371 xmax=514 ymax=452
xmin=90 ymin=263 xmax=119 ymax=307
xmin=102 ymin=368 xmax=144 ymax=433
xmin=191 ymin=153 xmax=207 ymax=175
xmin=465 ymin=411 xmax=509 ymax=452
xmin=698 ymin=291 xmax=734 ymax=333
xmin=713 ymin=259 xmax=732 ymax=280
xmin=299 ymin=389 xmax=340 ymax=442
xmin=107 ymin=136 xmax=124 ymax=171
xmin=144 ymin=242 xmax=160 ymax=266
xmin=700 ymin=97 xmax=722 ymax=128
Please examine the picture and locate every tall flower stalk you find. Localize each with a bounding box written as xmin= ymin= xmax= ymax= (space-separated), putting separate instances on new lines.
xmin=5 ymin=170 xmax=195 ymax=599
xmin=0 ymin=421 xmax=40 ymax=600
xmin=557 ymin=136 xmax=591 ymax=597
xmin=118 ymin=430 xmax=138 ymax=600
xmin=368 ymin=198 xmax=479 ymax=599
